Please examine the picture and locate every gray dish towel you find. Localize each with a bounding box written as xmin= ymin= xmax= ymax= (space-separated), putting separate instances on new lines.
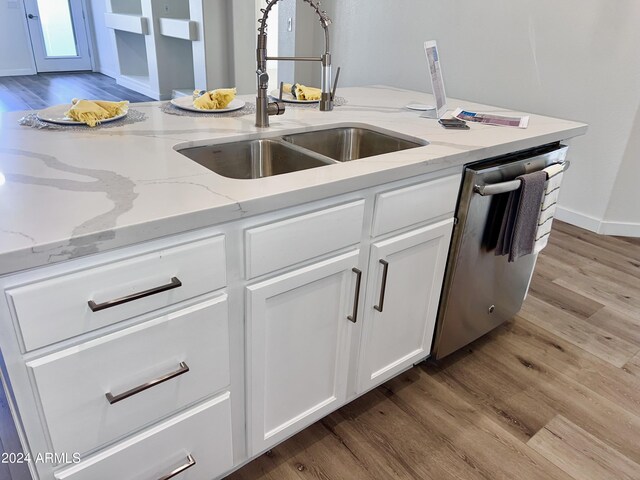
xmin=495 ymin=170 xmax=547 ymax=262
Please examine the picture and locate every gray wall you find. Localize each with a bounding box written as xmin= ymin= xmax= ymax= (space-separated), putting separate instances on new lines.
xmin=323 ymin=0 xmax=640 ymax=235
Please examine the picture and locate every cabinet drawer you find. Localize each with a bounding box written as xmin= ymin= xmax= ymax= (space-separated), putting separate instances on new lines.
xmin=372 ymin=174 xmax=461 ymax=237
xmin=55 ymin=393 xmax=233 ymax=480
xmin=245 ymin=200 xmax=365 ymax=279
xmin=26 ymin=295 xmax=230 ymax=456
xmin=7 ymin=234 xmax=226 ymax=351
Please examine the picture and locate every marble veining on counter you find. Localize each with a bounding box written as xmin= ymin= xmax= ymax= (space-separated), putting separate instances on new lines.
xmin=0 ymin=86 xmax=587 ymax=275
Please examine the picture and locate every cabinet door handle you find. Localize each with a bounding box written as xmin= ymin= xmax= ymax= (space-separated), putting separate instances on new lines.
xmin=373 ymin=259 xmax=389 ymax=312
xmin=88 ymin=277 xmax=182 ymax=312
xmin=105 ymin=362 xmax=190 ymax=404
xmin=157 ymin=454 xmax=196 ymax=480
xmin=347 ymin=267 xmax=362 ymax=323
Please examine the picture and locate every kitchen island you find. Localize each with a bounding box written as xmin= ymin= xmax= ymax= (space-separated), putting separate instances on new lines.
xmin=0 ymin=87 xmax=586 ymax=480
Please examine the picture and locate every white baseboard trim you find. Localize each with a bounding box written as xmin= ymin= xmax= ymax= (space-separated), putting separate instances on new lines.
xmin=0 ymin=67 xmax=36 ymax=77
xmin=95 ymin=67 xmax=118 ymax=80
xmin=555 ymin=206 xmax=601 ymax=233
xmin=598 ymin=221 xmax=640 ymax=238
xmin=115 ymin=75 xmax=160 ymax=100
xmin=555 ymin=206 xmax=640 ymax=238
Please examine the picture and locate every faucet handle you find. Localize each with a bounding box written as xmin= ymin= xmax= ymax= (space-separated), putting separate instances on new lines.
xmin=257 ymin=70 xmax=269 ymax=89
xmin=331 ymin=67 xmax=341 ymax=101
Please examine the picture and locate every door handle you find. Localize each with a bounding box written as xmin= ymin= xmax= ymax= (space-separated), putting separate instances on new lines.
xmin=27 ymin=13 xmax=38 ymax=19
xmin=105 ymin=362 xmax=190 ymax=404
xmin=347 ymin=267 xmax=362 ymax=323
xmin=157 ymin=455 xmax=196 ymax=480
xmin=88 ymin=277 xmax=182 ymax=312
xmin=373 ymin=260 xmax=389 ymax=312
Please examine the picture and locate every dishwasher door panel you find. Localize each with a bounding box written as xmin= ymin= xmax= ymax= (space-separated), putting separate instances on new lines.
xmin=433 ymin=145 xmax=568 ymax=359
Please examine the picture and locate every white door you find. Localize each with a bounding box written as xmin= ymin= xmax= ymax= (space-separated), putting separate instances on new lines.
xmin=357 ymin=219 xmax=453 ymax=393
xmin=23 ymin=0 xmax=92 ymax=72
xmin=246 ymin=250 xmax=360 ymax=455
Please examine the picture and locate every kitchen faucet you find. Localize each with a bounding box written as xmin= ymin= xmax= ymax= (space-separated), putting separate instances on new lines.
xmin=256 ymin=0 xmax=338 ymax=127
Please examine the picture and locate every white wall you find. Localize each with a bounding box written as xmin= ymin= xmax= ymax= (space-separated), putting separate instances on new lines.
xmin=0 ymin=1 xmax=36 ymax=76
xmin=324 ymin=0 xmax=640 ymax=236
xmin=229 ymin=0 xmax=256 ymax=94
xmin=86 ymin=0 xmax=119 ymax=77
xmin=602 ymin=104 xmax=640 ymax=235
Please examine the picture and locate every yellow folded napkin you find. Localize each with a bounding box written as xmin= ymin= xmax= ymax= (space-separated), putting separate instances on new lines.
xmin=64 ymin=99 xmax=128 ymax=127
xmin=292 ymin=83 xmax=321 ymax=101
xmin=193 ymin=88 xmax=237 ymax=110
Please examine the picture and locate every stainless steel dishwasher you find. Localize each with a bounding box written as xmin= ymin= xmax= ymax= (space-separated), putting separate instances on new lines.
xmin=432 ymin=143 xmax=568 ymax=359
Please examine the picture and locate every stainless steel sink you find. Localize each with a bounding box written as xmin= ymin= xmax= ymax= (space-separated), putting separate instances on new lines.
xmin=177 ymin=139 xmax=337 ymax=179
xmin=281 ymin=127 xmax=425 ymax=162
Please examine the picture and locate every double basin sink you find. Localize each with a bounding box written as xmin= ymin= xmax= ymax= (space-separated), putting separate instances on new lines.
xmin=177 ymin=126 xmax=426 ymax=180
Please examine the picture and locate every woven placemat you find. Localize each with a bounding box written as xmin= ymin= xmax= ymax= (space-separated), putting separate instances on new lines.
xmin=161 ymin=102 xmax=256 ymax=118
xmin=18 ymin=109 xmax=147 ymax=130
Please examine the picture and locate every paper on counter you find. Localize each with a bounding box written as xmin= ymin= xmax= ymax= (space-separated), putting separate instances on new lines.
xmin=452 ymin=108 xmax=529 ymax=128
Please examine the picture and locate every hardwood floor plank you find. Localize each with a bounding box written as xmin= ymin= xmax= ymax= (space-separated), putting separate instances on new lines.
xmin=528 ymin=273 xmax=604 ymax=320
xmin=550 ymin=229 xmax=640 ymax=280
xmin=520 ymin=294 xmax=638 ymax=367
xmin=623 ymin=353 xmax=640 ymax=377
xmin=0 ymin=73 xmax=153 ymax=112
xmin=320 ymin=390 xmax=450 ymax=480
xmin=501 ymin=318 xmax=640 ymax=418
xmin=528 ymin=415 xmax=640 ymax=480
xmin=555 ymin=221 xmax=640 ymax=263
xmin=615 ymin=236 xmax=640 ymax=247
xmin=584 ymin=306 xmax=640 ymax=346
xmin=227 ymin=422 xmax=372 ymax=480
xmin=553 ymin=268 xmax=640 ymax=319
xmin=425 ymin=328 xmax=640 ymax=465
xmin=382 ymin=368 xmax=573 ymax=480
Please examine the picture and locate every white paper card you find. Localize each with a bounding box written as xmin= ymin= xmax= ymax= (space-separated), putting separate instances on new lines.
xmin=424 ymin=40 xmax=447 ymax=119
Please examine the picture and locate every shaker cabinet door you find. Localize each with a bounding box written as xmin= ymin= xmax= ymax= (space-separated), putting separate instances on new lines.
xmin=246 ymin=250 xmax=360 ymax=455
xmin=357 ymin=219 xmax=453 ymax=393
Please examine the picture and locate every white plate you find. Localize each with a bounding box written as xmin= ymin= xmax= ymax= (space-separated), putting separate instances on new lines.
xmin=36 ymin=104 xmax=128 ymax=125
xmin=269 ymin=89 xmax=319 ymax=104
xmin=171 ymin=96 xmax=245 ymax=113
xmin=406 ymin=104 xmax=435 ymax=111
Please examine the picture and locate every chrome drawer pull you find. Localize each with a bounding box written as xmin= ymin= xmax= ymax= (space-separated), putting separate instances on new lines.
xmin=88 ymin=277 xmax=182 ymax=312
xmin=105 ymin=362 xmax=190 ymax=404
xmin=347 ymin=267 xmax=362 ymax=323
xmin=373 ymin=259 xmax=389 ymax=312
xmin=158 ymin=454 xmax=196 ymax=480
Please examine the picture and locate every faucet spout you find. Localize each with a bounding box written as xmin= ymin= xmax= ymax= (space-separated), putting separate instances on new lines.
xmin=255 ymin=0 xmax=335 ymax=127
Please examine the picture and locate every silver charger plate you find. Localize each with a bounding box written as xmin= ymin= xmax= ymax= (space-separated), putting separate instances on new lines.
xmin=269 ymin=89 xmax=319 ymax=104
xmin=170 ymin=97 xmax=246 ymax=113
xmin=36 ymin=104 xmax=129 ymax=125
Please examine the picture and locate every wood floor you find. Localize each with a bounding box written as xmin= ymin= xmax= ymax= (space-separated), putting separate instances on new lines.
xmin=229 ymin=221 xmax=640 ymax=480
xmin=0 ymin=72 xmax=152 ymax=112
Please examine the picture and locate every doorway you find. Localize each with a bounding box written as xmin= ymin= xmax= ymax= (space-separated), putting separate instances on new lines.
xmin=23 ymin=0 xmax=92 ymax=72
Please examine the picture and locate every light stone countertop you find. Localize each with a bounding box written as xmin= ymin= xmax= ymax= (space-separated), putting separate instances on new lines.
xmin=0 ymin=86 xmax=587 ymax=275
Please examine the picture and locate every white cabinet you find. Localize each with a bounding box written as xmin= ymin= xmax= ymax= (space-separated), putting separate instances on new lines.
xmin=357 ymin=219 xmax=454 ymax=392
xmin=0 ymin=228 xmax=233 ymax=480
xmin=0 ymin=170 xmax=461 ymax=480
xmin=246 ymin=250 xmax=360 ymax=455
xmin=27 ymin=295 xmax=230 ymax=455
xmin=244 ymin=172 xmax=460 ymax=456
xmin=54 ymin=393 xmax=233 ymax=480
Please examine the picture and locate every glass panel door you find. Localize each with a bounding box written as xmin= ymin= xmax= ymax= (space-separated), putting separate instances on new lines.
xmin=36 ymin=0 xmax=78 ymax=57
xmin=24 ymin=0 xmax=92 ymax=72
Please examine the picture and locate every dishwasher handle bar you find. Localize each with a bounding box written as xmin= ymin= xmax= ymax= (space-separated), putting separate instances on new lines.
xmin=473 ymin=161 xmax=570 ymax=197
